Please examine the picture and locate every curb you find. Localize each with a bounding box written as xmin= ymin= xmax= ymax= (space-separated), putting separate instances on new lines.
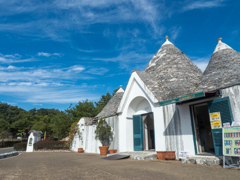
xmin=0 ymin=151 xmax=19 ymax=160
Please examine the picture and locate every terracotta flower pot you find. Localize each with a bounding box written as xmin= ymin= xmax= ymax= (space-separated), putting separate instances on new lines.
xmin=109 ymin=149 xmax=117 ymax=154
xmin=156 ymin=151 xmax=166 ymax=160
xmin=99 ymin=146 xmax=109 ymax=155
xmin=78 ymin=148 xmax=83 ymax=153
xmin=164 ymin=151 xmax=176 ymax=160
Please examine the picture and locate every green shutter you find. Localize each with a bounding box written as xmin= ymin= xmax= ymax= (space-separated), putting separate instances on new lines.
xmin=133 ymin=115 xmax=144 ymax=151
xmin=208 ymin=97 xmax=234 ymax=156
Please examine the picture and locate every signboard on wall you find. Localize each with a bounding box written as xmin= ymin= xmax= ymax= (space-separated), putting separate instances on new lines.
xmin=209 ymin=112 xmax=222 ymax=129
xmin=223 ymin=127 xmax=240 ymax=156
xmin=179 ymin=151 xmax=189 ymax=159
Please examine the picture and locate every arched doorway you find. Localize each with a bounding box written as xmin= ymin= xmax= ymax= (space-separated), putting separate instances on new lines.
xmin=127 ymin=97 xmax=155 ymax=151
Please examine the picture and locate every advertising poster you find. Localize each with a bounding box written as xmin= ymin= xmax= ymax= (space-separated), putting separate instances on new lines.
xmin=223 ymin=127 xmax=240 ymax=156
xmin=209 ymin=112 xmax=222 ymax=129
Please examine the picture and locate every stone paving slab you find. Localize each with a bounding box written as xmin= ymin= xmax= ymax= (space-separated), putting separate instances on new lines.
xmin=107 ymin=151 xmax=157 ymax=160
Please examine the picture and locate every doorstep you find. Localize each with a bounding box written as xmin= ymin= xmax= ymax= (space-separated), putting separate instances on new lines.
xmin=182 ymin=155 xmax=223 ymax=166
xmin=107 ymin=151 xmax=157 ymax=160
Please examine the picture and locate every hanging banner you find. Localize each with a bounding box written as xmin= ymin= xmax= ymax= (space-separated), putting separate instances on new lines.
xmin=223 ymin=127 xmax=240 ymax=156
xmin=209 ymin=112 xmax=222 ymax=129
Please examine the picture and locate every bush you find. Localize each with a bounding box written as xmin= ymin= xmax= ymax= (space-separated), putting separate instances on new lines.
xmin=1 ymin=140 xmax=27 ymax=148
xmin=95 ymin=118 xmax=112 ymax=146
xmin=13 ymin=142 xmax=27 ymax=151
xmin=34 ymin=140 xmax=68 ymax=150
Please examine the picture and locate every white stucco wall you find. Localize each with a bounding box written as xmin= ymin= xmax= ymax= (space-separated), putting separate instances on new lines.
xmin=117 ymin=72 xmax=165 ymax=153
xmin=26 ymin=132 xmax=41 ymax=152
xmin=71 ymin=116 xmax=119 ymax=154
xmin=222 ymin=85 xmax=240 ymax=121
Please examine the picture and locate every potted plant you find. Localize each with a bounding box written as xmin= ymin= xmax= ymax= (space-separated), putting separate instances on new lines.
xmin=109 ymin=149 xmax=117 ymax=154
xmin=95 ymin=118 xmax=112 ymax=155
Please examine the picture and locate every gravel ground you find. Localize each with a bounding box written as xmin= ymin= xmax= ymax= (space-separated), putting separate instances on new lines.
xmin=0 ymin=152 xmax=239 ymax=180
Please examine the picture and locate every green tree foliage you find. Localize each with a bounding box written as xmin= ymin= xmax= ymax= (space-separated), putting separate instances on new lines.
xmin=95 ymin=118 xmax=112 ymax=146
xmin=0 ymin=119 xmax=10 ymax=146
xmin=0 ymin=87 xmax=121 ymax=141
xmin=65 ymin=100 xmax=97 ymax=122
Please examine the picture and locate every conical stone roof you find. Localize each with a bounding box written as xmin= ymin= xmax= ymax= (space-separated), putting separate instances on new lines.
xmin=197 ymin=38 xmax=240 ymax=91
xmin=143 ymin=37 xmax=202 ymax=101
xmin=96 ymin=86 xmax=124 ymax=119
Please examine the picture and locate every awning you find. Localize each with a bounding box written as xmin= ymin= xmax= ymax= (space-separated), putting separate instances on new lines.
xmin=159 ymin=91 xmax=205 ymax=106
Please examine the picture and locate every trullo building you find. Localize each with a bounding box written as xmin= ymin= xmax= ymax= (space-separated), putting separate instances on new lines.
xmin=72 ymin=37 xmax=240 ymax=159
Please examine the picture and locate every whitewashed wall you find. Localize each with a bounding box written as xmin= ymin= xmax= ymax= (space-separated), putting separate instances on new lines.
xmin=162 ymin=104 xmax=184 ymax=158
xmin=26 ymin=132 xmax=41 ymax=152
xmin=117 ymin=72 xmax=166 ymax=153
xmin=222 ymin=85 xmax=240 ymax=121
xmin=71 ymin=116 xmax=119 ymax=154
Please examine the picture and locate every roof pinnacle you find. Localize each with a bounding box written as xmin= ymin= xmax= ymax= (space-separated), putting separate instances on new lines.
xmin=217 ymin=38 xmax=222 ymax=42
xmin=165 ymin=36 xmax=169 ymax=40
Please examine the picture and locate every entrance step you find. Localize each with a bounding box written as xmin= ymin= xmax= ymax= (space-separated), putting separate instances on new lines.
xmin=182 ymin=156 xmax=223 ymax=166
xmin=107 ymin=151 xmax=157 ymax=160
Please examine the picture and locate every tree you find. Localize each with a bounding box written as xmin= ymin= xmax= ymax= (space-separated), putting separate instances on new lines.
xmin=31 ymin=121 xmax=47 ymax=133
xmin=65 ymin=100 xmax=97 ymax=122
xmin=0 ymin=119 xmax=10 ymax=147
xmin=66 ymin=121 xmax=80 ymax=148
xmin=95 ymin=118 xmax=112 ymax=146
xmin=50 ymin=111 xmax=72 ymax=139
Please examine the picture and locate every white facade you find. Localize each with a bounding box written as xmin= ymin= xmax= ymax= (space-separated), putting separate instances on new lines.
xmin=71 ymin=116 xmax=119 ymax=154
xmin=71 ymin=75 xmax=240 ymax=158
xmin=26 ymin=132 xmax=41 ymax=152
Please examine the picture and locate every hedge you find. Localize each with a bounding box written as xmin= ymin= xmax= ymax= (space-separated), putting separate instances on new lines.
xmin=1 ymin=140 xmax=27 ymax=148
xmin=13 ymin=142 xmax=27 ymax=151
xmin=34 ymin=140 xmax=68 ymax=150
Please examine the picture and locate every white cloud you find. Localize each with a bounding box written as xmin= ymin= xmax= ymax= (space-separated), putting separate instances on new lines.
xmin=37 ymin=52 xmax=63 ymax=57
xmin=86 ymin=68 xmax=109 ymax=75
xmin=69 ymin=65 xmax=85 ymax=72
xmin=0 ymin=83 xmax=101 ymax=103
xmin=0 ymin=0 xmax=168 ymax=40
xmin=0 ymin=53 xmax=34 ymax=64
xmin=183 ymin=0 xmax=225 ymax=11
xmin=93 ymin=51 xmax=153 ymax=71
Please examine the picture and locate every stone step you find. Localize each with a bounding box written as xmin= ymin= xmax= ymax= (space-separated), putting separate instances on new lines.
xmin=107 ymin=151 xmax=157 ymax=160
xmin=182 ymin=156 xmax=223 ymax=166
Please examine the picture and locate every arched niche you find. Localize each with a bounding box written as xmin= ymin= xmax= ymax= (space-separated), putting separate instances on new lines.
xmin=127 ymin=96 xmax=152 ymax=117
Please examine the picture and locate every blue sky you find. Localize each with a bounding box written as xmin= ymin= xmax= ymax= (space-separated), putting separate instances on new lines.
xmin=0 ymin=0 xmax=239 ymax=110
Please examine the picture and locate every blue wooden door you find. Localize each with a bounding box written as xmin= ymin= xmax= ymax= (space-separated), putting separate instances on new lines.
xmin=133 ymin=115 xmax=144 ymax=151
xmin=208 ymin=97 xmax=234 ymax=155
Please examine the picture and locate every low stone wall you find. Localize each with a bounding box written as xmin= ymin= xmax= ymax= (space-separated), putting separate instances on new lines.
xmin=0 ymin=151 xmax=19 ymax=159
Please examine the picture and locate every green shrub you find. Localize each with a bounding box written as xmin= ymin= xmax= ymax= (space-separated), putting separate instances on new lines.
xmin=13 ymin=142 xmax=27 ymax=151
xmin=34 ymin=140 xmax=67 ymax=150
xmin=95 ymin=118 xmax=112 ymax=146
xmin=1 ymin=140 xmax=27 ymax=148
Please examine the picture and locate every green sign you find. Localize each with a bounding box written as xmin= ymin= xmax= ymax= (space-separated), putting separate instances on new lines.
xmin=223 ymin=127 xmax=240 ymax=156
xmin=159 ymin=91 xmax=205 ymax=106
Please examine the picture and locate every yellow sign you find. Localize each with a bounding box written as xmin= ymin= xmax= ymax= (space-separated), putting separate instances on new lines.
xmin=209 ymin=112 xmax=222 ymax=129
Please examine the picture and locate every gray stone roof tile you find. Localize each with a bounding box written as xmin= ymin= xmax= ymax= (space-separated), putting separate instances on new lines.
xmin=197 ymin=48 xmax=240 ymax=92
xmin=96 ymin=92 xmax=124 ymax=119
xmin=143 ymin=41 xmax=202 ymax=101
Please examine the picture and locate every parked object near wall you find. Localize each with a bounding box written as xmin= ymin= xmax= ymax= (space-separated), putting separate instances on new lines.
xmin=78 ymin=148 xmax=83 ymax=153
xmin=156 ymin=151 xmax=166 ymax=160
xmin=99 ymin=146 xmax=109 ymax=155
xmin=109 ymin=149 xmax=117 ymax=154
xmin=95 ymin=118 xmax=112 ymax=156
xmin=164 ymin=151 xmax=176 ymax=160
xmin=156 ymin=151 xmax=176 ymax=160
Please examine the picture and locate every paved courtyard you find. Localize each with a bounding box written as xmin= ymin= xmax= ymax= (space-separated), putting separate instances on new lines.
xmin=0 ymin=152 xmax=239 ymax=180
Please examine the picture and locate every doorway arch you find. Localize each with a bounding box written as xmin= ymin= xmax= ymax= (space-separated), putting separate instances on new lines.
xmin=127 ymin=96 xmax=155 ymax=151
